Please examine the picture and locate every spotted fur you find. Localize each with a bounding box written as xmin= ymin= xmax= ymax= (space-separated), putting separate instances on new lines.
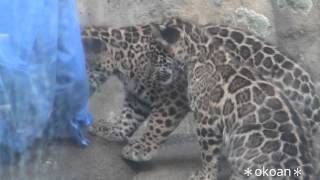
xmin=152 ymin=17 xmax=319 ymax=180
xmin=82 ymin=24 xmax=189 ymax=160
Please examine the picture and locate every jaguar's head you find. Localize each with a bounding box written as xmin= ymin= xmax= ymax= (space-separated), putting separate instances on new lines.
xmin=147 ymin=40 xmax=182 ymax=85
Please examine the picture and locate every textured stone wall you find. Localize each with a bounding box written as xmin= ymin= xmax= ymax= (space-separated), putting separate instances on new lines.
xmin=77 ymin=0 xmax=274 ymax=35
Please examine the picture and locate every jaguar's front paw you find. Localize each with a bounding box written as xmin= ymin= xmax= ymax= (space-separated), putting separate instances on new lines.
xmin=122 ymin=139 xmax=159 ymax=162
xmin=89 ymin=120 xmax=127 ymax=142
xmin=189 ymin=169 xmax=215 ymax=180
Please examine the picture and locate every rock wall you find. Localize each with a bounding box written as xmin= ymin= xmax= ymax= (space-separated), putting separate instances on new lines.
xmin=77 ymin=0 xmax=275 ymax=37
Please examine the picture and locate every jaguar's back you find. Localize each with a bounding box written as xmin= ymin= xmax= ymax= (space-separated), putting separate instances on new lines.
xmin=201 ymin=24 xmax=320 ymax=134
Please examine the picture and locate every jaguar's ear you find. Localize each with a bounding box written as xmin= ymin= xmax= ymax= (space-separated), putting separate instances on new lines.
xmin=151 ymin=24 xmax=181 ymax=45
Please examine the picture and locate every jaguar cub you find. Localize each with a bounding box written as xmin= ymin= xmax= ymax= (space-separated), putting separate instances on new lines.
xmin=153 ymin=18 xmax=317 ymax=180
xmin=82 ymin=25 xmax=189 ymax=161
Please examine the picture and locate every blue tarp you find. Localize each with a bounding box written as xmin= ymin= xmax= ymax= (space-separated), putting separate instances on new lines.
xmin=0 ymin=0 xmax=92 ymax=161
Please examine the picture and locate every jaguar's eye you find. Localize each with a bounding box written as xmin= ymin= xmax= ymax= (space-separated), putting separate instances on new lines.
xmin=155 ymin=68 xmax=173 ymax=85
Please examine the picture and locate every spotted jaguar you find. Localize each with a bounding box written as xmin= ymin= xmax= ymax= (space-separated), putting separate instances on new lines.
xmin=151 ymin=17 xmax=320 ymax=180
xmin=82 ymin=24 xmax=189 ymax=161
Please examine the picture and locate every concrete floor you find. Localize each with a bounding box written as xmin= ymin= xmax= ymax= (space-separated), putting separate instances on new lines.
xmin=0 ymin=138 xmax=134 ymax=180
xmin=0 ymin=134 xmax=234 ymax=180
xmin=0 ymin=135 xmax=199 ymax=180
xmin=1 ymin=1 xmax=320 ymax=180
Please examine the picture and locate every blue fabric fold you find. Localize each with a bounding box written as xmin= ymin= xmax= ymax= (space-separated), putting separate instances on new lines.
xmin=0 ymin=0 xmax=92 ymax=162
